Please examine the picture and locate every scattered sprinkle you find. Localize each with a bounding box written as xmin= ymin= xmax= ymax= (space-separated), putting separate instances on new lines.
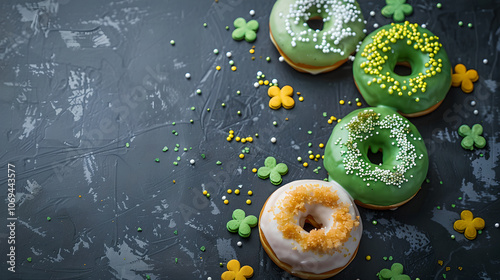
xmin=200 ymin=246 xmax=206 ymax=252
xmin=270 ymin=137 xmax=277 ymax=143
xmin=125 ymin=142 xmax=130 ymax=148
xmin=185 ymin=73 xmax=191 ymax=79
xmin=213 ymin=48 xmax=219 ymax=54
xmin=170 ymin=40 xmax=175 ymax=45
xmin=137 ymin=227 xmax=142 ymax=232
xmin=249 ymin=9 xmax=255 ymax=16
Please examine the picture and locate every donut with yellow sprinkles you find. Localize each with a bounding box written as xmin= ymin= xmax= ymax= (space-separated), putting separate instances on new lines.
xmin=353 ymin=22 xmax=452 ymax=117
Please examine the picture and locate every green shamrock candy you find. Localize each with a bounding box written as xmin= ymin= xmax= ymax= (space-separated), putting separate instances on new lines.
xmin=232 ymin=17 xmax=259 ymax=42
xmin=226 ymin=209 xmax=258 ymax=238
xmin=378 ymin=263 xmax=411 ymax=280
xmin=381 ymin=0 xmax=413 ymax=22
xmin=257 ymin=156 xmax=288 ymax=185
xmin=458 ymin=124 xmax=486 ymax=150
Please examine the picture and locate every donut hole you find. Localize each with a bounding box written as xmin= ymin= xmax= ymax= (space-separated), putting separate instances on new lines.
xmin=302 ymin=215 xmax=323 ymax=232
xmin=306 ymin=16 xmax=324 ymax=31
xmin=393 ymin=61 xmax=412 ymax=76
xmin=367 ymin=147 xmax=384 ymax=165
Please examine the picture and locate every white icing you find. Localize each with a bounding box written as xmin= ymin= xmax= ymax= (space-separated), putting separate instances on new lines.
xmin=260 ymin=179 xmax=362 ymax=274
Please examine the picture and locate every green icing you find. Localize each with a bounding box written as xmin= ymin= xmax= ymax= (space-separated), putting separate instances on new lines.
xmin=458 ymin=124 xmax=486 ymax=150
xmin=269 ymin=0 xmax=365 ymax=67
xmin=232 ymin=17 xmax=259 ymax=42
xmin=381 ymin=0 xmax=413 ymax=22
xmin=226 ymin=209 xmax=258 ymax=238
xmin=257 ymin=157 xmax=288 ymax=185
xmin=323 ymin=107 xmax=429 ymax=207
xmin=378 ymin=263 xmax=411 ymax=280
xmin=353 ymin=22 xmax=452 ymax=115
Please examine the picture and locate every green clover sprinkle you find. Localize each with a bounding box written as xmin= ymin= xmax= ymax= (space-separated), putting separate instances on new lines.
xmin=257 ymin=156 xmax=288 ymax=185
xmin=226 ymin=209 xmax=258 ymax=238
xmin=458 ymin=124 xmax=486 ymax=150
xmin=381 ymin=0 xmax=413 ymax=22
xmin=232 ymin=17 xmax=259 ymax=42
xmin=378 ymin=263 xmax=411 ymax=280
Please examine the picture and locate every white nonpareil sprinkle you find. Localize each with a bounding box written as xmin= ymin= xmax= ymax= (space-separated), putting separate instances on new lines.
xmin=226 ymin=51 xmax=232 ymax=58
xmin=279 ymin=56 xmax=284 ymax=62
xmin=283 ymin=0 xmax=362 ymax=54
xmin=207 ymin=277 xmax=212 ymax=280
xmin=483 ymin=59 xmax=488 ymax=64
xmin=370 ymin=11 xmax=375 ymax=16
xmin=249 ymin=9 xmax=255 ymax=16
xmin=253 ymin=82 xmax=260 ymax=88
xmin=222 ymin=196 xmax=226 ymax=200
xmin=272 ymin=78 xmax=278 ymax=84
xmin=257 ymin=71 xmax=263 ymax=76
xmin=495 ymin=223 xmax=499 ymax=228
xmin=271 ymin=137 xmax=277 ymax=143
xmin=185 ymin=73 xmax=191 ymax=79
xmin=470 ymin=101 xmax=476 ymax=106
xmin=421 ymin=23 xmax=427 ymax=28
xmin=237 ymin=241 xmax=242 ymax=247
xmin=190 ymin=159 xmax=195 ymax=165
xmin=373 ymin=23 xmax=379 ymax=28
xmin=474 ymin=109 xmax=479 ymax=115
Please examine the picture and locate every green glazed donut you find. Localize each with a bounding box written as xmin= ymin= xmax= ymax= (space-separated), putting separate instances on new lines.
xmin=269 ymin=0 xmax=366 ymax=74
xmin=353 ymin=22 xmax=452 ymax=117
xmin=323 ymin=107 xmax=429 ymax=209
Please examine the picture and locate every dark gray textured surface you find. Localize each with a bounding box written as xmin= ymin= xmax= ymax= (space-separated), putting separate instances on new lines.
xmin=0 ymin=0 xmax=499 ymax=279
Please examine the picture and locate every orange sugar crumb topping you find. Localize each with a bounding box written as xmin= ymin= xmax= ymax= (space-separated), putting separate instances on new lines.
xmin=274 ymin=184 xmax=359 ymax=255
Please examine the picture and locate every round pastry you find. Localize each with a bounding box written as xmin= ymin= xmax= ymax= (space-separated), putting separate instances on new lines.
xmin=353 ymin=22 xmax=452 ymax=117
xmin=323 ymin=107 xmax=429 ymax=210
xmin=269 ymin=0 xmax=365 ymax=75
xmin=259 ymin=179 xmax=362 ymax=279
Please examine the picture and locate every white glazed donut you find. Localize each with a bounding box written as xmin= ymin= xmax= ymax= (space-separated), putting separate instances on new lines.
xmin=259 ymin=179 xmax=362 ymax=279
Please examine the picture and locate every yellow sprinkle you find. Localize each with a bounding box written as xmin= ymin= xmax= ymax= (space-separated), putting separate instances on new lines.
xmin=315 ymin=154 xmax=321 ymax=159
xmin=224 ymin=200 xmax=229 ymax=205
xmin=299 ymin=96 xmax=304 ymax=102
xmin=366 ymin=255 xmax=371 ymax=261
xmin=303 ymin=162 xmax=308 ymax=167
xmin=327 ymin=119 xmax=333 ymax=124
xmin=264 ymin=80 xmax=269 ymax=85
xmin=356 ymin=102 xmax=362 ymax=106
xmin=226 ymin=137 xmax=231 ymax=142
xmin=309 ymin=154 xmax=314 ymax=160
xmin=234 ymin=189 xmax=240 ymax=195
xmin=78 ymin=195 xmax=82 ymax=198
xmin=246 ymin=199 xmax=252 ymax=205
xmin=173 ymin=180 xmax=176 ymax=184
xmin=247 ymin=191 xmax=253 ymax=196
xmin=246 ymin=137 xmax=253 ymax=142
xmin=241 ymin=138 xmax=246 ymax=143
xmin=239 ymin=153 xmax=245 ymax=159
xmin=258 ymin=80 xmax=263 ymax=85
xmin=229 ymin=130 xmax=234 ymax=134
xmin=235 ymin=137 xmax=241 ymax=142
xmin=216 ymin=66 xmax=221 ymax=71
xmin=252 ymin=168 xmax=257 ymax=173
xmin=231 ymin=66 xmax=237 ymax=71
xmin=227 ymin=189 xmax=232 ymax=194
xmin=339 ymin=100 xmax=345 ymax=105
xmin=319 ymin=143 xmax=324 ymax=148
xmin=203 ymin=190 xmax=208 ymax=195
xmin=249 ymin=49 xmax=255 ymax=54
xmin=296 ymin=92 xmax=301 ymax=95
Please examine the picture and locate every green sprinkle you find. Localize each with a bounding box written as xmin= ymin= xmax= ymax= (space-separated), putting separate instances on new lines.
xmin=437 ymin=206 xmax=441 ymax=210
xmin=480 ymin=153 xmax=484 ymax=157
xmin=443 ymin=273 xmax=446 ymax=279
xmin=468 ymin=23 xmax=473 ymax=28
xmin=372 ymin=220 xmax=378 ymax=225
xmin=203 ymin=23 xmax=207 ymax=27
xmin=47 ymin=217 xmax=51 ymax=221
xmin=190 ymin=106 xmax=195 ymax=111
xmin=236 ymin=90 xmax=241 ymax=95
xmin=307 ymin=131 xmax=312 ymax=135
xmin=458 ymin=21 xmax=463 ymax=26
xmin=174 ymin=230 xmax=178 ymax=235
xmin=213 ymin=49 xmax=219 ymax=54
xmin=27 ymin=257 xmax=32 ymax=262
xmin=137 ymin=227 xmax=142 ymax=232
xmin=355 ymin=98 xmax=360 ymax=102
xmin=225 ymin=26 xmax=229 ymax=30
xmin=458 ymin=197 xmax=462 ymax=200
xmin=174 ymin=132 xmax=178 ymax=136
xmin=176 ymin=156 xmax=181 ymax=161
xmin=172 ymin=122 xmax=176 ymax=125
xmin=436 ymin=3 xmax=442 ymax=8
xmin=308 ymin=143 xmax=312 ymax=147
xmin=243 ymin=166 xmax=246 ymax=170
xmin=190 ymin=147 xmax=192 ymax=150
xmin=207 ymin=108 xmax=210 ymax=112
xmin=237 ymin=110 xmax=241 ymax=115
xmin=201 ymin=154 xmax=206 ymax=159
xmin=173 ymin=161 xmax=178 ymax=166
xmin=323 ymin=112 xmax=327 ymax=117
xmin=297 ymin=157 xmax=302 ymax=162
xmin=183 ymin=148 xmax=188 ymax=152
xmin=308 ymin=150 xmax=313 ymax=154
xmin=155 ymin=158 xmax=160 ymax=163
xmin=219 ymin=262 xmax=223 ymax=267
xmin=216 ymin=161 xmax=222 ymax=165
xmin=451 ymin=204 xmax=456 ymax=208
xmin=196 ymin=89 xmax=202 ymax=95
xmin=172 ymin=130 xmax=176 ymax=134
xmin=273 ymin=121 xmax=277 ymax=126
xmin=200 ymin=246 xmax=206 ymax=252
xmin=261 ymin=74 xmax=265 ymax=78
xmin=174 ymin=147 xmax=179 ymax=152
xmin=255 ymin=133 xmax=259 ymax=137
xmin=146 ymin=275 xmax=150 ymax=280
xmin=478 ymin=230 xmax=482 ymax=234
xmin=348 ymin=101 xmax=352 ymax=105
xmin=440 ymin=181 xmax=443 ymax=184
xmin=206 ymin=193 xmax=211 ymax=198
xmin=125 ymin=142 xmax=130 ymax=148
xmin=190 ymin=119 xmax=194 ymax=123
xmin=383 ymin=257 xmax=388 ymax=261
xmin=388 ymin=256 xmax=393 ymax=261
xmin=163 ymin=146 xmax=168 ymax=152
xmin=170 ymin=40 xmax=175 ymax=45
xmin=221 ymin=103 xmax=226 ymax=107
xmin=451 ymin=235 xmax=455 ymax=239
xmin=175 ymin=258 xmax=178 ymax=263
xmin=176 ymin=144 xmax=180 ymax=147
xmin=266 ymin=56 xmax=271 ymax=62
xmin=426 ymin=178 xmax=430 ymax=183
